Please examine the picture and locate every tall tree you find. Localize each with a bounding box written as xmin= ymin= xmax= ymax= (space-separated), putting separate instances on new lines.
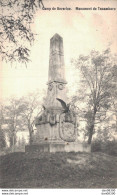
xmin=20 ymin=91 xmax=44 ymax=145
xmin=72 ymin=49 xmax=117 ymax=144
xmin=4 ymin=97 xmax=26 ymax=151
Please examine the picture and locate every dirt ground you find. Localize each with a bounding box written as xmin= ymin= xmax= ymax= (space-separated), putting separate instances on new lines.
xmin=0 ymin=152 xmax=117 ymax=188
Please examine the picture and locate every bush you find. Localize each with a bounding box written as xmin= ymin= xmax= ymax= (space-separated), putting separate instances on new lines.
xmin=105 ymin=140 xmax=117 ymax=156
xmin=91 ymin=140 xmax=117 ymax=156
xmin=0 ymin=130 xmax=6 ymax=151
xmin=91 ymin=140 xmax=102 ymax=152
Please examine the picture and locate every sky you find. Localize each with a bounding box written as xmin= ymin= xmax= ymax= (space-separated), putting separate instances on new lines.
xmin=0 ymin=0 xmax=117 ymax=101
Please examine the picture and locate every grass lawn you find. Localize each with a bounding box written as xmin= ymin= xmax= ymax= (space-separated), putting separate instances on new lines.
xmin=0 ymin=152 xmax=117 ymax=188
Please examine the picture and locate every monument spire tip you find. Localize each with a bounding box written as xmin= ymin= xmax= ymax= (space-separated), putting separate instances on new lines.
xmin=51 ymin=33 xmax=63 ymax=40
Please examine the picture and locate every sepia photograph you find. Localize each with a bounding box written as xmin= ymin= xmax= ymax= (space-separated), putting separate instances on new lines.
xmin=0 ymin=0 xmax=117 ymax=190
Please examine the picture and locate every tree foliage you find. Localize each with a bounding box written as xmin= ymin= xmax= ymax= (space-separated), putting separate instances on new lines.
xmin=0 ymin=0 xmax=44 ymax=64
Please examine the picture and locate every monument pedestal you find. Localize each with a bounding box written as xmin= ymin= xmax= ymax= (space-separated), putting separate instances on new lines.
xmin=25 ymin=141 xmax=91 ymax=153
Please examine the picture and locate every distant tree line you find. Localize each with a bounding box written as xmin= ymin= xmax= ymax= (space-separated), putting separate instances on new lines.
xmin=0 ymin=91 xmax=44 ymax=153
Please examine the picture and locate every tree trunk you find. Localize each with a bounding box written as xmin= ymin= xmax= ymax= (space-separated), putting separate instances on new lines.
xmin=12 ymin=133 xmax=15 ymax=152
xmin=88 ymin=124 xmax=94 ymax=144
xmin=29 ymin=129 xmax=33 ymax=145
xmin=116 ymin=113 xmax=117 ymax=132
xmin=87 ymin=107 xmax=97 ymax=145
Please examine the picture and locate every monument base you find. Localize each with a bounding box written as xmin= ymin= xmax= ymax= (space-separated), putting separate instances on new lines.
xmin=25 ymin=141 xmax=91 ymax=153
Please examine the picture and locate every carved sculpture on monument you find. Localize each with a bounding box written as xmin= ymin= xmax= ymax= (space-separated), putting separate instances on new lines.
xmin=25 ymin=33 xmax=91 ymax=153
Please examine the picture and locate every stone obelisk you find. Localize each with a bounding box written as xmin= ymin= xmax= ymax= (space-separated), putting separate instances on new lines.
xmin=33 ymin=33 xmax=77 ymax=149
xmin=25 ymin=33 xmax=91 ymax=153
xmin=45 ymin=33 xmax=67 ymax=110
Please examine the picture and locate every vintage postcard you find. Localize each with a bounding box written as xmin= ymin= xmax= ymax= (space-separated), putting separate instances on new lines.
xmin=0 ymin=0 xmax=117 ymax=193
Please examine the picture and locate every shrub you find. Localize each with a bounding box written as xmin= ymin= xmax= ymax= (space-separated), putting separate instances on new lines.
xmin=91 ymin=140 xmax=117 ymax=156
